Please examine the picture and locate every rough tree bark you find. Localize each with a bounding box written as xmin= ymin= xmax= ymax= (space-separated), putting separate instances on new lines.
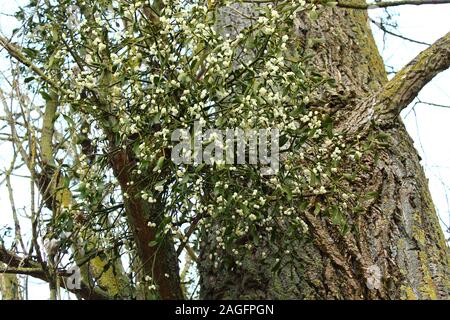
xmin=0 ymin=264 xmax=21 ymax=300
xmin=199 ymin=2 xmax=450 ymax=300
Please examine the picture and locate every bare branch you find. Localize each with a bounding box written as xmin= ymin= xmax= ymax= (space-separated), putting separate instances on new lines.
xmin=370 ymin=18 xmax=431 ymax=46
xmin=0 ymin=245 xmax=110 ymax=300
xmin=416 ymin=99 xmax=450 ymax=109
xmin=1 ymin=267 xmax=63 ymax=277
xmin=337 ymin=0 xmax=450 ymax=10
xmin=377 ymin=31 xmax=450 ymax=118
xmin=242 ymin=0 xmax=450 ymax=9
xmin=0 ymin=36 xmax=63 ymax=92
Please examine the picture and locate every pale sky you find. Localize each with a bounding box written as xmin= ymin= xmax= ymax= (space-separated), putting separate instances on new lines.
xmin=0 ymin=1 xmax=449 ymax=299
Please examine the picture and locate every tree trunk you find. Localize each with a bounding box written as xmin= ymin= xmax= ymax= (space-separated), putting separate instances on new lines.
xmin=199 ymin=2 xmax=450 ymax=300
xmin=0 ymin=264 xmax=21 ymax=300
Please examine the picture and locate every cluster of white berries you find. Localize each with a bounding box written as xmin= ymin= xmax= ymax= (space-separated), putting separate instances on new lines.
xmin=31 ymin=0 xmax=365 ymax=274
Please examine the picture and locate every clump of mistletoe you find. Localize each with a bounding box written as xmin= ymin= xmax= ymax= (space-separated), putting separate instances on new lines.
xmin=16 ymin=0 xmax=369 ymax=274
